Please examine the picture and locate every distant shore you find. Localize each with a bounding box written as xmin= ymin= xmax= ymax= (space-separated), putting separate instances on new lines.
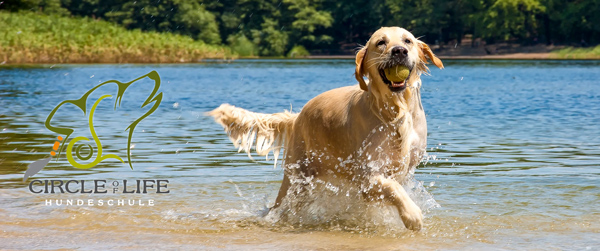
xmin=2 ymin=53 xmax=598 ymax=66
xmin=307 ymin=45 xmax=600 ymax=60
xmin=0 ymin=12 xmax=233 ymax=65
xmin=307 ymin=52 xmax=598 ymax=60
xmin=3 ymin=9 xmax=600 ymax=65
xmin=3 ymin=11 xmax=598 ymax=64
xmin=305 ymin=53 xmax=553 ymax=60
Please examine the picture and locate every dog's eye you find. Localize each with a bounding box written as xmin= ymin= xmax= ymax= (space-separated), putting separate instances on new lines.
xmin=377 ymin=40 xmax=386 ymax=46
xmin=405 ymin=39 xmax=412 ymax=44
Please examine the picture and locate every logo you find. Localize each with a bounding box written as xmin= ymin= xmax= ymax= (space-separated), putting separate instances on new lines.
xmin=23 ymin=71 xmax=163 ymax=181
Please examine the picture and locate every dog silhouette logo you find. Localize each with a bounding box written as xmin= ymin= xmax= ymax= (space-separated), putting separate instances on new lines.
xmin=23 ymin=71 xmax=163 ymax=181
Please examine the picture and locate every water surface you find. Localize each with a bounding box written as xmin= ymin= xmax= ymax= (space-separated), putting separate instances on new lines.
xmin=0 ymin=59 xmax=599 ymax=250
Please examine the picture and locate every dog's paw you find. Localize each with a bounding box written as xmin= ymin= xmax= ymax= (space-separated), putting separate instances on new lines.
xmin=400 ymin=203 xmax=423 ymax=231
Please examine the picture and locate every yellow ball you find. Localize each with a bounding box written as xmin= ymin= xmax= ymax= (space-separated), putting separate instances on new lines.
xmin=384 ymin=65 xmax=410 ymax=82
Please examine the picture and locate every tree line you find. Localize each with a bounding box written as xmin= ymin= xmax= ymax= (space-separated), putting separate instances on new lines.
xmin=3 ymin=0 xmax=599 ymax=56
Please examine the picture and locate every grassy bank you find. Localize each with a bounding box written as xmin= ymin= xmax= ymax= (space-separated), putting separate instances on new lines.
xmin=0 ymin=11 xmax=234 ymax=64
xmin=551 ymin=45 xmax=600 ymax=59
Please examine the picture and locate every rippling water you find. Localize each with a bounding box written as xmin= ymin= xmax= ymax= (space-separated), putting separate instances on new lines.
xmin=1 ymin=60 xmax=599 ymax=250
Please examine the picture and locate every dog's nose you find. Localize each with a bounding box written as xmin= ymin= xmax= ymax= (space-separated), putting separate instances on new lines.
xmin=391 ymin=46 xmax=408 ymax=57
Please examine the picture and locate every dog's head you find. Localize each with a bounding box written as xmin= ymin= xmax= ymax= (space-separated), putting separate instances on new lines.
xmin=355 ymin=27 xmax=443 ymax=93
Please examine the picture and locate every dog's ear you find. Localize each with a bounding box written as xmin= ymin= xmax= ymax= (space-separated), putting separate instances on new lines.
xmin=419 ymin=42 xmax=444 ymax=69
xmin=355 ymin=47 xmax=369 ymax=91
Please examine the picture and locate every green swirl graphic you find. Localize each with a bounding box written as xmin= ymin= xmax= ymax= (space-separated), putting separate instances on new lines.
xmin=66 ymin=94 xmax=124 ymax=169
xmin=45 ymin=70 xmax=163 ymax=168
xmin=75 ymin=144 xmax=93 ymax=160
xmin=23 ymin=71 xmax=163 ymax=181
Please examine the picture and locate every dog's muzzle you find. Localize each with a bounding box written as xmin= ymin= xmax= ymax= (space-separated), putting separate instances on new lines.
xmin=378 ymin=46 xmax=413 ymax=92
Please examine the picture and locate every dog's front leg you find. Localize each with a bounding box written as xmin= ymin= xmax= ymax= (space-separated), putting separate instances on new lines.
xmin=367 ymin=176 xmax=423 ymax=231
xmin=272 ymin=173 xmax=291 ymax=210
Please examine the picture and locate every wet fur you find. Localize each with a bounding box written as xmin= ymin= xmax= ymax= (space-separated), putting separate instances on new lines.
xmin=209 ymin=27 xmax=443 ymax=231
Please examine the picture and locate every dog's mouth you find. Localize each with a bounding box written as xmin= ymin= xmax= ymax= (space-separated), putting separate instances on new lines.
xmin=379 ymin=66 xmax=411 ymax=92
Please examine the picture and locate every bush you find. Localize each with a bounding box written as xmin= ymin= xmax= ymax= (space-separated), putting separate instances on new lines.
xmin=552 ymin=45 xmax=600 ymax=59
xmin=250 ymin=18 xmax=289 ymax=57
xmin=287 ymin=45 xmax=310 ymax=58
xmin=227 ymin=33 xmax=258 ymax=57
xmin=0 ymin=11 xmax=234 ymax=63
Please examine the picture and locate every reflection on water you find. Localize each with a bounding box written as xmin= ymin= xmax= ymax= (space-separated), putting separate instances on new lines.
xmin=0 ymin=60 xmax=599 ymax=249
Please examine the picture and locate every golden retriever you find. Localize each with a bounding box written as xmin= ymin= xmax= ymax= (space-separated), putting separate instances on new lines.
xmin=208 ymin=27 xmax=443 ymax=231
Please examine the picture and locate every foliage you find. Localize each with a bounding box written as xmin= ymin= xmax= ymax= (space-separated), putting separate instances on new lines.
xmin=63 ymin=0 xmax=222 ymax=44
xmin=283 ymin=0 xmax=333 ymax=48
xmin=227 ymin=32 xmax=258 ymax=57
xmin=0 ymin=11 xmax=232 ymax=64
xmin=287 ymin=45 xmax=310 ymax=58
xmin=481 ymin=0 xmax=545 ymax=41
xmin=551 ymin=45 xmax=600 ymax=59
xmin=1 ymin=0 xmax=69 ymax=14
xmin=250 ymin=18 xmax=289 ymax=56
xmin=2 ymin=0 xmax=600 ymax=57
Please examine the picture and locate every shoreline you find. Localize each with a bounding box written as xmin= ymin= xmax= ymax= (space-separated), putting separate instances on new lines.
xmin=308 ymin=52 xmax=598 ymax=60
xmin=2 ymin=53 xmax=600 ymax=66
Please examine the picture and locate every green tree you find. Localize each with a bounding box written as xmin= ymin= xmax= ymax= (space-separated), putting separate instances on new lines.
xmin=227 ymin=32 xmax=258 ymax=56
xmin=250 ymin=18 xmax=289 ymax=56
xmin=3 ymin=0 xmax=600 ymax=55
xmin=170 ymin=0 xmax=221 ymax=44
xmin=283 ymin=0 xmax=333 ymax=50
xmin=481 ymin=0 xmax=545 ymax=41
xmin=206 ymin=0 xmax=290 ymax=56
xmin=62 ymin=0 xmax=221 ymax=44
xmin=1 ymin=0 xmax=69 ymax=14
xmin=322 ymin=0 xmax=387 ymax=49
xmin=384 ymin=0 xmax=437 ymax=42
xmin=557 ymin=0 xmax=600 ymax=44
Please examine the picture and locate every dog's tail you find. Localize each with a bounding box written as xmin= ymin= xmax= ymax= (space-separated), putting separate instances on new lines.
xmin=207 ymin=104 xmax=298 ymax=167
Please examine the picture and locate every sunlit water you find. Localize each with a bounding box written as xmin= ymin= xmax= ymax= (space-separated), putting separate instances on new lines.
xmin=1 ymin=60 xmax=599 ymax=250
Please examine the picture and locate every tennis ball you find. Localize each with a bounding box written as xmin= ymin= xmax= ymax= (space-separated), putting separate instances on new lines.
xmin=384 ymin=65 xmax=410 ymax=82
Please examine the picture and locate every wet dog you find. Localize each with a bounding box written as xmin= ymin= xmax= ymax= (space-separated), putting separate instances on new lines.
xmin=209 ymin=27 xmax=443 ymax=231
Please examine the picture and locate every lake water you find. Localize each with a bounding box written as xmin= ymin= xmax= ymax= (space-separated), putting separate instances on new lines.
xmin=0 ymin=59 xmax=599 ymax=250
